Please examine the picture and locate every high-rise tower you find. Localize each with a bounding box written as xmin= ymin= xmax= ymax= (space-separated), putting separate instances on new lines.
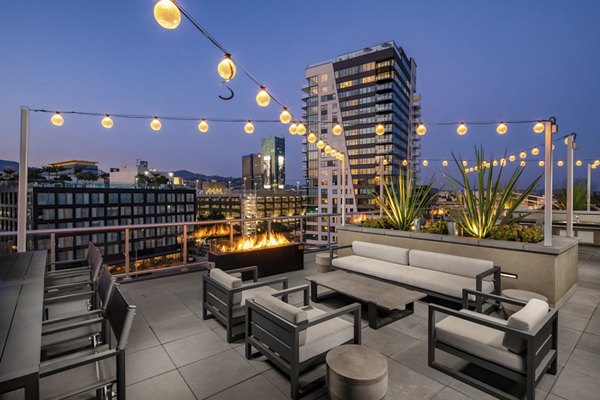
xmin=261 ymin=136 xmax=285 ymax=190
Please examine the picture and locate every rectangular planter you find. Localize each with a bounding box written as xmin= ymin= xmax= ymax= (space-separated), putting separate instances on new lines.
xmin=337 ymin=225 xmax=579 ymax=307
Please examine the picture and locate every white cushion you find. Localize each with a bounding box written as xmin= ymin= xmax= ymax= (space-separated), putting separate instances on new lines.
xmin=332 ymin=255 xmax=406 ymax=277
xmin=352 ymin=241 xmax=410 ymax=265
xmin=210 ymin=268 xmax=243 ymax=304
xmin=254 ymin=294 xmax=308 ymax=345
xmin=409 ymin=250 xmax=494 ymax=281
xmin=231 ymin=286 xmax=277 ymax=318
xmin=299 ymin=307 xmax=354 ymax=363
xmin=435 ymin=310 xmax=525 ymax=372
xmin=503 ymin=299 xmax=549 ymax=353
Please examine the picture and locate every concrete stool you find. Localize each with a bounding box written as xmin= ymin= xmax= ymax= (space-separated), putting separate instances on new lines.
xmin=502 ymin=289 xmax=548 ymax=317
xmin=326 ymin=344 xmax=388 ymax=400
xmin=315 ymin=253 xmax=334 ymax=273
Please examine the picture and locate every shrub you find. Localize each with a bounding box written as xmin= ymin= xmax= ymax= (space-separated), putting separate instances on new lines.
xmin=362 ymin=218 xmax=393 ymax=229
xmin=420 ymin=221 xmax=448 ymax=234
xmin=492 ymin=224 xmax=543 ymax=243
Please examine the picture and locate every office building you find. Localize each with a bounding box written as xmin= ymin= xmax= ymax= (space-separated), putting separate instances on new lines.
xmin=261 ymin=136 xmax=285 ymax=190
xmin=48 ymin=160 xmax=98 ymax=178
xmin=302 ymin=41 xmax=420 ymax=244
xmin=241 ymin=154 xmax=262 ymax=190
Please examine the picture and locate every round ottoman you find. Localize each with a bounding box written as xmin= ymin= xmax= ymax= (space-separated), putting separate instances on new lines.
xmin=315 ymin=253 xmax=334 ymax=273
xmin=326 ymin=345 xmax=388 ymax=400
xmin=502 ymin=289 xmax=548 ymax=317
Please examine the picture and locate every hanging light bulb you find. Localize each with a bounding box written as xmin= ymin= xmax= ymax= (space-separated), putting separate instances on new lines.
xmin=198 ymin=118 xmax=209 ymax=133
xmin=442 ymin=160 xmax=448 ymax=167
xmin=217 ymin=53 xmax=236 ymax=82
xmin=324 ymin=145 xmax=332 ymax=154
xmin=101 ymin=114 xmax=113 ymax=129
xmin=402 ymin=160 xmax=408 ymax=166
xmin=462 ymin=160 xmax=468 ymax=167
xmin=500 ymin=158 xmax=507 ymax=166
xmin=256 ymin=86 xmax=271 ymax=107
xmin=519 ymin=151 xmax=527 ymax=159
xmin=564 ymin=137 xmax=569 ymax=145
xmin=288 ymin=122 xmax=297 ymax=135
xmin=154 ymin=0 xmax=181 ymax=30
xmin=531 ymin=147 xmax=540 ymax=156
xmin=416 ymin=123 xmax=426 ymax=136
xmin=493 ymin=160 xmax=498 ymax=167
xmin=375 ymin=123 xmax=385 ymax=136
xmin=576 ymin=160 xmax=583 ymax=167
xmin=422 ymin=160 xmax=429 ymax=166
xmin=538 ymin=160 xmax=544 ymax=167
xmin=457 ymin=122 xmax=468 ymax=136
xmin=150 ymin=116 xmax=162 ymax=131
xmin=51 ymin=112 xmax=64 ymax=126
xmin=509 ymin=155 xmax=516 ymax=162
xmin=244 ymin=120 xmax=254 ymax=134
xmin=593 ymin=164 xmax=598 ymax=170
xmin=296 ymin=122 xmax=306 ymax=135
xmin=496 ymin=121 xmax=508 ymax=135
xmin=316 ymin=139 xmax=325 ymax=150
xmin=469 ymin=167 xmax=474 ymax=172
xmin=465 ymin=168 xmax=469 ymax=173
xmin=533 ymin=121 xmax=545 ymax=134
xmin=520 ymin=161 xmax=526 ymax=167
xmin=279 ymin=108 xmax=292 ymax=124
xmin=332 ymin=124 xmax=343 ymax=136
xmin=307 ymin=131 xmax=317 ymax=143
xmin=331 ymin=150 xmax=338 ymax=157
xmin=557 ymin=160 xmax=564 ymax=167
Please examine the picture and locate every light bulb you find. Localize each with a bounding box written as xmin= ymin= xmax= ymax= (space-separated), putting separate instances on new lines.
xmin=576 ymin=160 xmax=583 ymax=167
xmin=533 ymin=121 xmax=545 ymax=134
xmin=462 ymin=160 xmax=468 ymax=167
xmin=331 ymin=150 xmax=338 ymax=157
xmin=154 ymin=0 xmax=181 ymax=29
xmin=217 ymin=54 xmax=236 ymax=82
xmin=307 ymin=131 xmax=317 ymax=143
xmin=520 ymin=161 xmax=526 ymax=167
xmin=465 ymin=168 xmax=469 ymax=173
xmin=531 ymin=147 xmax=539 ymax=156
xmin=416 ymin=123 xmax=426 ymax=136
xmin=150 ymin=116 xmax=161 ymax=131
xmin=593 ymin=164 xmax=598 ymax=169
xmin=198 ymin=118 xmax=209 ymax=133
xmin=564 ymin=137 xmax=569 ymax=145
xmin=469 ymin=167 xmax=474 ymax=172
xmin=496 ymin=122 xmax=508 ymax=135
xmin=422 ymin=160 xmax=429 ymax=166
xmin=101 ymin=114 xmax=113 ymax=129
xmin=557 ymin=160 xmax=564 ymax=167
xmin=244 ymin=121 xmax=254 ymax=134
xmin=595 ymin=160 xmax=600 ymax=165
xmin=296 ymin=123 xmax=306 ymax=135
xmin=520 ymin=152 xmax=527 ymax=159
xmin=288 ymin=122 xmax=297 ymax=135
xmin=457 ymin=122 xmax=468 ymax=136
xmin=402 ymin=160 xmax=408 ymax=166
xmin=256 ymin=86 xmax=271 ymax=107
xmin=375 ymin=123 xmax=385 ymax=136
xmin=332 ymin=124 xmax=343 ymax=136
xmin=316 ymin=139 xmax=325 ymax=149
xmin=279 ymin=108 xmax=292 ymax=124
xmin=539 ymin=161 xmax=545 ymax=167
xmin=51 ymin=112 xmax=64 ymax=126
xmin=509 ymin=155 xmax=516 ymax=162
xmin=493 ymin=160 xmax=498 ymax=167
xmin=442 ymin=160 xmax=448 ymax=167
xmin=500 ymin=158 xmax=507 ymax=166
xmin=324 ymin=145 xmax=331 ymax=154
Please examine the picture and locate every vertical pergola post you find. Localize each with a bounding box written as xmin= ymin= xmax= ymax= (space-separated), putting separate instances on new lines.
xmin=341 ymin=154 xmax=346 ymax=226
xmin=587 ymin=163 xmax=592 ymax=212
xmin=543 ymin=118 xmax=556 ymax=247
xmin=379 ymin=157 xmax=384 ymax=217
xmin=17 ymin=107 xmax=30 ymax=252
xmin=566 ymin=134 xmax=575 ymax=238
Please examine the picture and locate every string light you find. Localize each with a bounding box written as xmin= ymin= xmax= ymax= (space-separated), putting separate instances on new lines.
xmin=557 ymin=160 xmax=564 ymax=167
xmin=496 ymin=122 xmax=508 ymax=135
xmin=509 ymin=155 xmax=516 ymax=162
xmin=217 ymin=54 xmax=236 ymax=82
xmin=296 ymin=123 xmax=306 ymax=135
xmin=493 ymin=160 xmax=498 ymax=167
xmin=519 ymin=151 xmax=527 ymax=159
xmin=538 ymin=160 xmax=545 ymax=167
xmin=531 ymin=147 xmax=540 ymax=156
xmin=520 ymin=161 xmax=526 ymax=167
xmin=324 ymin=145 xmax=331 ymax=154
xmin=51 ymin=112 xmax=64 ymax=126
xmin=307 ymin=131 xmax=317 ymax=143
xmin=279 ymin=108 xmax=291 ymax=124
xmin=332 ymin=124 xmax=343 ymax=136
xmin=256 ymin=87 xmax=271 ymax=107
xmin=462 ymin=160 xmax=468 ymax=167
xmin=442 ymin=160 xmax=448 ymax=167
xmin=416 ymin=123 xmax=427 ymax=136
xmin=316 ymin=139 xmax=325 ymax=150
xmin=457 ymin=122 xmax=468 ymax=136
xmin=288 ymin=122 xmax=297 ymax=135
xmin=422 ymin=160 xmax=429 ymax=166
xmin=576 ymin=160 xmax=583 ymax=167
xmin=331 ymin=150 xmax=338 ymax=157
xmin=101 ymin=114 xmax=113 ymax=129
xmin=533 ymin=121 xmax=545 ymax=133
xmin=244 ymin=120 xmax=254 ymax=134
xmin=500 ymin=158 xmax=507 ymax=166
xmin=198 ymin=118 xmax=209 ymax=133
xmin=154 ymin=0 xmax=181 ymax=30
xmin=150 ymin=116 xmax=162 ymax=131
xmin=375 ymin=123 xmax=385 ymax=136
xmin=402 ymin=160 xmax=408 ymax=166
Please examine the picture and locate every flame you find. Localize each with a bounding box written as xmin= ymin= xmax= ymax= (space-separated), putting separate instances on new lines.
xmin=219 ymin=232 xmax=291 ymax=253
xmin=194 ymin=225 xmax=230 ymax=242
xmin=351 ymin=214 xmax=367 ymax=224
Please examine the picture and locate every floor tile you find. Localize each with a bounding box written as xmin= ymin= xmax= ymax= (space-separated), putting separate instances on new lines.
xmin=361 ymin=326 xmax=418 ymax=356
xmin=552 ymin=367 xmax=600 ymax=400
xmin=557 ymin=312 xmax=589 ymax=332
xmin=576 ymin=332 xmax=600 ymax=355
xmin=126 ymin=370 xmax=196 ymax=400
xmin=206 ymin=374 xmax=287 ymax=400
xmin=559 ymin=302 xmax=595 ymax=319
xmin=563 ymin=348 xmax=600 ymax=379
xmin=385 ymin=358 xmax=445 ymax=399
xmin=432 ymin=387 xmax=473 ymax=400
xmin=151 ymin=314 xmax=210 ymax=344
xmin=387 ymin=314 xmax=429 ymax=339
xmin=126 ymin=345 xmax=176 ymax=385
xmin=163 ymin=329 xmax=230 ymax=367
xmin=127 ymin=325 xmax=160 ymax=354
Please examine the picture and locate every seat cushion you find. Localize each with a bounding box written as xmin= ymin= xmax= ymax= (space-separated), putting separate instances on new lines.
xmin=333 ymin=255 xmax=406 ymax=277
xmin=503 ymin=298 xmax=549 ymax=353
xmin=210 ymin=268 xmax=243 ymax=304
xmin=435 ymin=310 xmax=525 ymax=372
xmin=254 ymin=294 xmax=308 ymax=345
xmin=231 ymin=286 xmax=277 ymax=318
xmin=352 ymin=241 xmax=410 ymax=265
xmin=409 ymin=250 xmax=495 ymax=281
xmin=299 ymin=307 xmax=354 ymax=363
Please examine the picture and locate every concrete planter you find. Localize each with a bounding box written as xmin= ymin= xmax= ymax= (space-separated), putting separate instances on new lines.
xmin=337 ymin=225 xmax=579 ymax=307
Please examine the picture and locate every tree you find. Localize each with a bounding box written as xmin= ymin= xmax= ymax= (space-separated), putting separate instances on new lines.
xmin=555 ymin=181 xmax=593 ymax=211
xmin=98 ymin=172 xmax=110 ymax=183
xmin=28 ymin=167 xmax=45 ymax=181
xmin=0 ymin=168 xmax=17 ymax=181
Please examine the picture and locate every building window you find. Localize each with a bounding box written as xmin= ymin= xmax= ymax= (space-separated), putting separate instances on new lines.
xmin=320 ymin=74 xmax=328 ymax=83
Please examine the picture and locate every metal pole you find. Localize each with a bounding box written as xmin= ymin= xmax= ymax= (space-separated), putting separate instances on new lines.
xmin=124 ymin=228 xmax=131 ymax=280
xmin=182 ymin=226 xmax=188 ymax=270
xmin=379 ymin=158 xmax=384 ymax=217
xmin=566 ymin=134 xmax=574 ymax=238
xmin=543 ymin=120 xmax=554 ymax=247
xmin=17 ymin=107 xmax=29 ymax=252
xmin=341 ymin=155 xmax=346 ymax=226
xmin=49 ymin=233 xmax=56 ymax=270
xmin=587 ymin=163 xmax=592 ymax=212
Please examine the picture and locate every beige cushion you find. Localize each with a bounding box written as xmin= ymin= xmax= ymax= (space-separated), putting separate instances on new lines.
xmin=435 ymin=310 xmax=525 ymax=372
xmin=231 ymin=286 xmax=277 ymax=318
xmin=210 ymin=268 xmax=243 ymax=304
xmin=254 ymin=294 xmax=308 ymax=345
xmin=299 ymin=308 xmax=354 ymax=363
xmin=409 ymin=250 xmax=494 ymax=281
xmin=352 ymin=241 xmax=410 ymax=265
xmin=503 ymin=299 xmax=549 ymax=353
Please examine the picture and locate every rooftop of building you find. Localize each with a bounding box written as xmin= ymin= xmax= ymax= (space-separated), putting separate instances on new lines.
xmin=306 ymin=40 xmax=404 ymax=69
xmin=48 ymin=160 xmax=98 ymax=167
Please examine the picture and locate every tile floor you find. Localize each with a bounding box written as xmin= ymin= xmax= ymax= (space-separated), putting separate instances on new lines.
xmin=119 ymin=245 xmax=600 ymax=400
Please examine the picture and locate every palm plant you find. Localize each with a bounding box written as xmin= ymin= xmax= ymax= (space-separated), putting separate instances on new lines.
xmin=554 ymin=181 xmax=590 ymax=211
xmin=373 ymin=167 xmax=436 ymax=231
xmin=443 ymin=146 xmax=541 ymax=238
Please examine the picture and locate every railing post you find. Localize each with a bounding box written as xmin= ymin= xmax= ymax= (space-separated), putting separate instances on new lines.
xmin=49 ymin=233 xmax=56 ymax=271
xmin=124 ymin=228 xmax=131 ymax=281
xmin=229 ymin=222 xmax=234 ymax=248
xmin=268 ymin=220 xmax=272 ymax=234
xmin=327 ymin=216 xmax=332 ymax=248
xmin=182 ymin=226 xmax=189 ymax=271
xmin=299 ymin=218 xmax=304 ymax=244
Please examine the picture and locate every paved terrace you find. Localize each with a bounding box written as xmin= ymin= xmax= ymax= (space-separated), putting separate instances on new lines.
xmin=120 ymin=246 xmax=600 ymax=400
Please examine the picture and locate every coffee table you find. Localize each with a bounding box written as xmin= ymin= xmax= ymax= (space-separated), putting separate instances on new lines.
xmin=305 ymin=270 xmax=426 ymax=329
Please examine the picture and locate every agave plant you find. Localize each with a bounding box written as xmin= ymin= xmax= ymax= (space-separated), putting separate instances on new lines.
xmin=554 ymin=181 xmax=590 ymax=211
xmin=373 ymin=167 xmax=436 ymax=231
xmin=443 ymin=146 xmax=541 ymax=238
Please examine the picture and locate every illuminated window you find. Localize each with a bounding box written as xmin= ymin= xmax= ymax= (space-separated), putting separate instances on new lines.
xmin=339 ymin=80 xmax=353 ymax=89
xmin=320 ymin=74 xmax=328 ymax=82
xmin=321 ymin=86 xmax=328 ymax=93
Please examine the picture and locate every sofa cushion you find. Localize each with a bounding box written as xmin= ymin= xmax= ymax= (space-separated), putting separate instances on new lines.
xmin=231 ymin=286 xmax=277 ymax=318
xmin=254 ymin=294 xmax=308 ymax=345
xmin=503 ymin=299 xmax=549 ymax=353
xmin=409 ymin=250 xmax=494 ymax=281
xmin=299 ymin=307 xmax=354 ymax=363
xmin=352 ymin=241 xmax=410 ymax=266
xmin=210 ymin=268 xmax=243 ymax=304
xmin=332 ymin=255 xmax=405 ymax=277
xmin=435 ymin=311 xmax=524 ymax=372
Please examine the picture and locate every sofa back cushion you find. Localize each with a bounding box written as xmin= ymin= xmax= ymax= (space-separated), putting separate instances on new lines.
xmin=254 ymin=293 xmax=308 ymax=345
xmin=352 ymin=241 xmax=410 ymax=265
xmin=409 ymin=250 xmax=494 ymax=281
xmin=210 ymin=268 xmax=243 ymax=304
xmin=502 ymin=298 xmax=549 ymax=353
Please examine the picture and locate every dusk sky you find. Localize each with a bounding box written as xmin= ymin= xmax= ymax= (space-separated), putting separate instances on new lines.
xmin=1 ymin=0 xmax=599 ymax=188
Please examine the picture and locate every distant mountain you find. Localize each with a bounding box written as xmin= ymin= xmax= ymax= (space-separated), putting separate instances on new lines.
xmin=0 ymin=159 xmax=18 ymax=172
xmin=174 ymin=170 xmax=240 ymax=183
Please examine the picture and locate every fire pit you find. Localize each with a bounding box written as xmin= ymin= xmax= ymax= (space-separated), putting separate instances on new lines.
xmin=208 ymin=233 xmax=304 ymax=278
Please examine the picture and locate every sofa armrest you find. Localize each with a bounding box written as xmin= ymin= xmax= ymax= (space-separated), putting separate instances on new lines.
xmin=227 ymin=265 xmax=258 ymax=282
xmin=461 ymin=289 xmax=527 ymax=310
xmin=271 ymin=284 xmax=309 ymax=306
xmin=329 ymin=244 xmax=353 ymax=264
xmin=304 ymin=303 xmax=361 ymax=329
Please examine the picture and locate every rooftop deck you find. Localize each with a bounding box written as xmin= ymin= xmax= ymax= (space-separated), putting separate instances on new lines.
xmin=119 ymin=246 xmax=600 ymax=400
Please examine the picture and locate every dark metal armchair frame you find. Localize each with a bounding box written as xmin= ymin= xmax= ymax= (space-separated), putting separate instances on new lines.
xmin=245 ymin=284 xmax=362 ymax=400
xmin=202 ymin=265 xmax=289 ymax=342
xmin=428 ymin=289 xmax=558 ymax=400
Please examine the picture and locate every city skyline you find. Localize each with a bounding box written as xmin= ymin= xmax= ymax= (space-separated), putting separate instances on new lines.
xmin=1 ymin=1 xmax=599 ymax=186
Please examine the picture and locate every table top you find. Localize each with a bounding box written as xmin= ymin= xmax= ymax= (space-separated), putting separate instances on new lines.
xmin=326 ymin=344 xmax=387 ymax=384
xmin=0 ymin=251 xmax=47 ymax=383
xmin=306 ymin=270 xmax=425 ymax=311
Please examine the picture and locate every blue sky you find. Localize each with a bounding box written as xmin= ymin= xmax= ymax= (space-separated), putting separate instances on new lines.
xmin=1 ymin=0 xmax=599 ymax=188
